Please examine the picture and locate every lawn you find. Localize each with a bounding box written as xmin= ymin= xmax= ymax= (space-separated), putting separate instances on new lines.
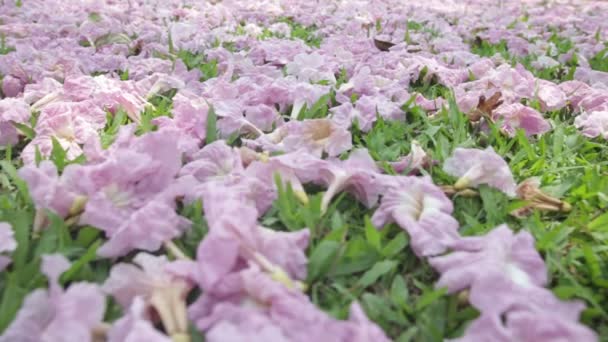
xmin=0 ymin=0 xmax=607 ymax=341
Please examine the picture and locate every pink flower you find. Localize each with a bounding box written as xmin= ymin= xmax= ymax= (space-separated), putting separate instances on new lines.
xmin=387 ymin=140 xmax=431 ymax=174
xmin=286 ymin=52 xmax=336 ymax=84
xmin=18 ymin=161 xmax=84 ymax=218
xmin=428 ymin=225 xmax=547 ymax=294
xmin=493 ymin=103 xmax=551 ymax=136
xmin=246 ymin=119 xmax=352 ymax=157
xmin=107 ymin=297 xmax=172 ymax=342
xmin=372 ymin=176 xmax=461 ymax=256
xmin=0 ymin=98 xmax=31 ymax=146
xmin=63 ymin=75 xmax=148 ymax=123
xmin=574 ymin=111 xmax=608 ymax=139
xmin=190 ymin=265 xmax=390 ymax=342
xmin=536 ymin=80 xmax=567 ymax=111
xmin=194 ymin=200 xmax=310 ymax=291
xmin=76 ymin=131 xmax=189 ymax=257
xmin=103 ymin=253 xmax=191 ymax=339
xmin=152 ymin=90 xmax=209 ymax=157
xmin=295 ymin=149 xmax=382 ymax=212
xmin=21 ymin=101 xmax=106 ymax=164
xmin=179 ymin=140 xmax=244 ymax=183
xmin=443 ymin=147 xmax=517 ymax=196
xmin=0 ymin=223 xmax=16 ymax=271
xmin=0 ymin=254 xmax=105 ymax=342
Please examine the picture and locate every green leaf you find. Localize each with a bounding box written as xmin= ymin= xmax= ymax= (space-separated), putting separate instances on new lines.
xmin=415 ymin=287 xmax=447 ymax=311
xmin=358 ymin=260 xmax=397 ymax=288
xmin=307 ymin=240 xmax=341 ymax=282
xmin=61 ymin=239 xmax=102 ymax=284
xmin=364 ymin=216 xmax=382 ymax=251
xmin=11 ymin=122 xmax=35 ymax=140
xmin=382 ymin=233 xmax=408 ymax=258
xmin=589 ymin=211 xmax=608 ymax=231
xmin=50 ymin=137 xmax=67 ymax=172
xmin=205 ymin=105 xmax=217 ymax=144
xmin=0 ymin=274 xmax=28 ymax=331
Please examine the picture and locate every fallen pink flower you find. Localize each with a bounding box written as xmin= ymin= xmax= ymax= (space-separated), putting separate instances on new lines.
xmin=443 ymin=147 xmax=517 ymax=196
xmin=493 ymin=103 xmax=551 ymax=137
xmin=0 ymin=254 xmax=106 ymax=342
xmin=372 ymin=175 xmax=461 ymax=256
xmin=574 ymin=111 xmax=608 ymax=139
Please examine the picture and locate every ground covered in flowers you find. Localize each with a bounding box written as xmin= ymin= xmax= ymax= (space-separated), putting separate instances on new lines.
xmin=0 ymin=0 xmax=608 ymax=341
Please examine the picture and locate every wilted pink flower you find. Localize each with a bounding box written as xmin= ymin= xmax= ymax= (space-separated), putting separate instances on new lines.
xmin=0 ymin=223 xmax=16 ymax=271
xmin=443 ymin=147 xmax=517 ymax=196
xmin=107 ymin=297 xmax=172 ymax=342
xmin=304 ymin=149 xmax=382 ymax=212
xmin=194 ymin=201 xmax=310 ymax=291
xmin=103 ymin=253 xmax=191 ymax=339
xmin=286 ymin=52 xmax=336 ymax=84
xmin=245 ymin=158 xmax=309 ymax=204
xmin=387 ymin=140 xmax=431 ymax=174
xmin=284 ymin=119 xmax=352 ymax=157
xmin=0 ymin=254 xmax=105 ymax=342
xmin=536 ymin=80 xmax=567 ymax=111
xmin=428 ymin=225 xmax=547 ymax=294
xmin=63 ymin=75 xmax=148 ymax=123
xmin=76 ymin=131 xmax=189 ymax=257
xmin=21 ymin=101 xmax=106 ymax=164
xmin=289 ymin=82 xmax=331 ymax=119
xmin=0 ymin=98 xmax=31 ymax=146
xmin=191 ymin=264 xmax=390 ymax=342
xmin=18 ymin=161 xmax=84 ymax=218
xmin=372 ymin=175 xmax=461 ymax=256
xmin=574 ymin=111 xmax=608 ymax=139
xmin=153 ymin=91 xmax=209 ymax=157
xmin=453 ymin=291 xmax=597 ymax=342
xmin=493 ymin=103 xmax=551 ymax=136
xmin=179 ymin=140 xmax=244 ymax=183
xmin=23 ymin=78 xmax=63 ymax=106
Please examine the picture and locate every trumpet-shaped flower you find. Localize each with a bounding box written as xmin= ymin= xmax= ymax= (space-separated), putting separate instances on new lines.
xmin=372 ymin=176 xmax=461 ymax=256
xmin=443 ymin=147 xmax=517 ymax=196
xmin=428 ymin=225 xmax=547 ymax=294
xmin=0 ymin=254 xmax=105 ymax=342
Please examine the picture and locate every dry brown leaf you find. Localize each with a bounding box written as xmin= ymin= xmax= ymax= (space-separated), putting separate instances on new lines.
xmin=374 ymin=38 xmax=395 ymax=51
xmin=468 ymin=91 xmax=503 ymax=122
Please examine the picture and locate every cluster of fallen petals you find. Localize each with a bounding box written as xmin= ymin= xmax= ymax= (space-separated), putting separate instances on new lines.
xmin=0 ymin=0 xmax=606 ymax=340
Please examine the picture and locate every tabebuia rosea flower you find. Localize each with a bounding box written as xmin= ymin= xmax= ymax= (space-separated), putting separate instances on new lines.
xmin=21 ymin=101 xmax=106 ymax=164
xmin=429 ymin=225 xmax=547 ymax=294
xmin=0 ymin=223 xmax=16 ymax=271
xmin=387 ymin=140 xmax=431 ymax=174
xmin=195 ymin=199 xmax=310 ymax=290
xmin=453 ymin=311 xmax=597 ymax=342
xmin=103 ymin=253 xmax=191 ymax=341
xmin=281 ymin=119 xmax=353 ymax=157
xmin=0 ymin=98 xmax=31 ymax=146
xmin=372 ymin=175 xmax=462 ymax=257
xmin=18 ymin=161 xmax=87 ymax=232
xmin=193 ymin=265 xmax=391 ymax=342
xmin=0 ymin=254 xmax=106 ymax=342
xmin=77 ymin=130 xmax=190 ymax=257
xmin=106 ymin=297 xmax=172 ymax=342
xmin=152 ymin=90 xmax=209 ymax=158
xmin=179 ymin=140 xmax=245 ymax=183
xmin=284 ymin=148 xmax=382 ymax=213
xmin=443 ymin=146 xmax=517 ymax=196
xmin=286 ymin=52 xmax=336 ymax=85
xmin=574 ymin=111 xmax=608 ymax=139
xmin=493 ymin=103 xmax=551 ymax=137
